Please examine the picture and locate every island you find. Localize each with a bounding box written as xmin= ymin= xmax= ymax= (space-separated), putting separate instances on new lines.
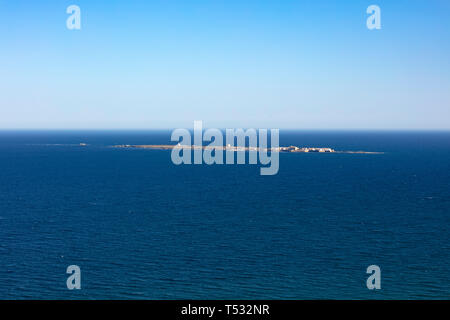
xmin=112 ymin=144 xmax=383 ymax=154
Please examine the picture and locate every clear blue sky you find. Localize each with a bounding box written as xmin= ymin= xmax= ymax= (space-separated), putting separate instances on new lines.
xmin=1 ymin=0 xmax=449 ymax=129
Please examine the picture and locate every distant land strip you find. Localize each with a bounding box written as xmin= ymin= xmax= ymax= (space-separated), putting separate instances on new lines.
xmin=112 ymin=144 xmax=383 ymax=154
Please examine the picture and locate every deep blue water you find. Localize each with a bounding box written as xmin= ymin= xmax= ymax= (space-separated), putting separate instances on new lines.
xmin=0 ymin=130 xmax=449 ymax=299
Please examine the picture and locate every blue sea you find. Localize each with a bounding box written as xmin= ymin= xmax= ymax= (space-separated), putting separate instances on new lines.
xmin=0 ymin=130 xmax=449 ymax=299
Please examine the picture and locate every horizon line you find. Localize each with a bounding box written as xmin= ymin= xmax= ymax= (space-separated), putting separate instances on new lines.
xmin=1 ymin=128 xmax=450 ymax=132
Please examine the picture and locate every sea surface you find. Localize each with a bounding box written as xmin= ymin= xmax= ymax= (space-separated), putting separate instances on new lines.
xmin=0 ymin=130 xmax=449 ymax=299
